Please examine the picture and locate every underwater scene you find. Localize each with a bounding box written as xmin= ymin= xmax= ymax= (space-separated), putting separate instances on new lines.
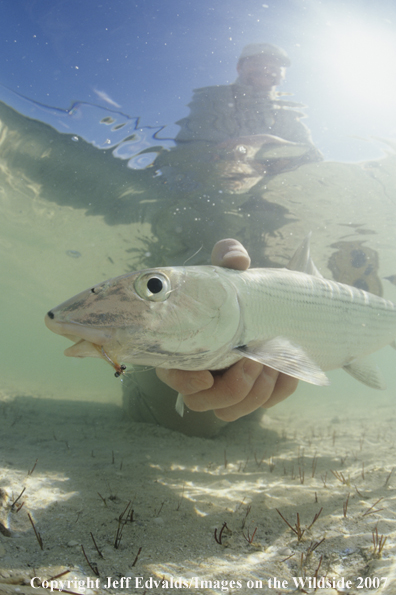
xmin=1 ymin=1 xmax=396 ymax=593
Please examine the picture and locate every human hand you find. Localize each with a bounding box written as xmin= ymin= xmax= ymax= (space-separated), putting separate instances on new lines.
xmin=156 ymin=239 xmax=299 ymax=421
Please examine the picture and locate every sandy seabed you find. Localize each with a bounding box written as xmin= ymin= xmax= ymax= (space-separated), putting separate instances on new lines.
xmin=0 ymin=386 xmax=395 ymax=595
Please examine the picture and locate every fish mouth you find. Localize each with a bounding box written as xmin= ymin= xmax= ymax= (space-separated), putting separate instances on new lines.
xmin=44 ymin=312 xmax=115 ymax=346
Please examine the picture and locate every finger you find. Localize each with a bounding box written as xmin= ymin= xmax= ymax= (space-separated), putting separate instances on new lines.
xmin=262 ymin=373 xmax=299 ymax=408
xmin=182 ymin=358 xmax=263 ymax=412
xmin=211 ymin=239 xmax=250 ymax=270
xmin=213 ymin=366 xmax=279 ymax=421
xmin=156 ymin=368 xmax=214 ymax=395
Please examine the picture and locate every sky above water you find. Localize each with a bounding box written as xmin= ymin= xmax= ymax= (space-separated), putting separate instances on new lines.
xmin=1 ymin=0 xmax=395 ymax=161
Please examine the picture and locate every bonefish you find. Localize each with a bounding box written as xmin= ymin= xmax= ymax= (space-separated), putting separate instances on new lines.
xmin=45 ymin=236 xmax=396 ymax=392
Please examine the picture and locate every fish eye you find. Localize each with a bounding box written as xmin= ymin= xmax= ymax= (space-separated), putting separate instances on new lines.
xmin=147 ymin=277 xmax=163 ymax=294
xmin=134 ymin=271 xmax=171 ymax=302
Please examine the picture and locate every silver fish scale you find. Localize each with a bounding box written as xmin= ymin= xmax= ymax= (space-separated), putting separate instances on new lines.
xmin=224 ymin=267 xmax=396 ymax=371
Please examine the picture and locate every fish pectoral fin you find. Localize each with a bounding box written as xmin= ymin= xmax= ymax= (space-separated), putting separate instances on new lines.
xmin=236 ymin=337 xmax=329 ymax=386
xmin=343 ymin=357 xmax=386 ymax=390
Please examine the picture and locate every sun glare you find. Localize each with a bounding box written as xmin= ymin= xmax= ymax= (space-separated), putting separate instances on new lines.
xmin=323 ymin=19 xmax=396 ymax=109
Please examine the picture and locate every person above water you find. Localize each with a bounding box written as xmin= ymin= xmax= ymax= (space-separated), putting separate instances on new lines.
xmin=151 ymin=42 xmax=322 ymax=267
xmin=174 ymin=42 xmax=322 ymax=163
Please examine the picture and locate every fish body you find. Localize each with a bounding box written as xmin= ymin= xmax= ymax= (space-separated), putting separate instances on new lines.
xmin=45 ymin=237 xmax=396 ymax=389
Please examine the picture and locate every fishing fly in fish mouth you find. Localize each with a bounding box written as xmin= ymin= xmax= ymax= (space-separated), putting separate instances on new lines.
xmin=45 ymin=234 xmax=396 ymax=403
xmin=95 ymin=344 xmax=126 ymax=378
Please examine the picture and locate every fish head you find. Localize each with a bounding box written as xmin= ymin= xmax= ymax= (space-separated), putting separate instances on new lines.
xmin=45 ymin=265 xmax=241 ymax=369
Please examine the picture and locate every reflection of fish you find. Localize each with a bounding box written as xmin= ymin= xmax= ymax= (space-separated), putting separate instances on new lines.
xmin=215 ymin=134 xmax=309 ymax=194
xmin=45 ymin=236 xmax=396 ymax=391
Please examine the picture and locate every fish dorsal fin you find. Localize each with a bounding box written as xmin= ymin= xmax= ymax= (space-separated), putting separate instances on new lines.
xmin=287 ymin=233 xmax=323 ymax=277
xmin=236 ymin=337 xmax=329 ymax=386
xmin=343 ymin=357 xmax=386 ymax=390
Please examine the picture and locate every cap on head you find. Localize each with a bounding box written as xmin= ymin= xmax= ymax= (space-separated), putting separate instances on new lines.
xmin=239 ymin=43 xmax=291 ymax=67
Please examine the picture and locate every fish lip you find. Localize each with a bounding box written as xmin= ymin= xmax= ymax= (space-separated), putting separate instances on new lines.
xmin=44 ymin=313 xmax=115 ymax=346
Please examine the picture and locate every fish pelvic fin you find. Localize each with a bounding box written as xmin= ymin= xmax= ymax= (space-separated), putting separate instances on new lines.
xmin=236 ymin=337 xmax=329 ymax=386
xmin=343 ymin=357 xmax=386 ymax=390
xmin=175 ymin=393 xmax=185 ymax=417
xmin=287 ymin=233 xmax=324 ymax=277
